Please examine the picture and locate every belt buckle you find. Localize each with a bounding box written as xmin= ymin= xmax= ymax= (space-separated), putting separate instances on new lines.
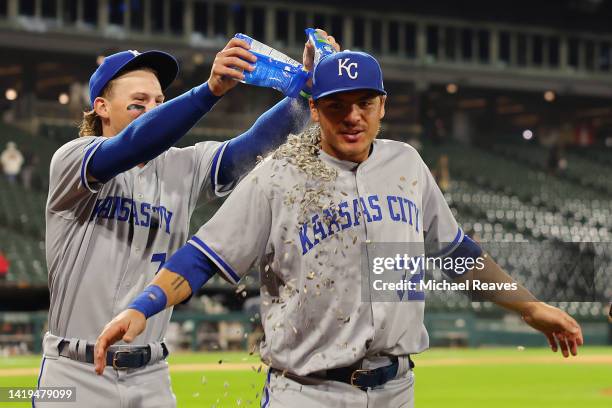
xmin=112 ymin=350 xmax=131 ymax=370
xmin=350 ymin=369 xmax=370 ymax=388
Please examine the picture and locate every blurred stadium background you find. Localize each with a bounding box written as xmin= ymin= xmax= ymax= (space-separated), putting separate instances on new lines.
xmin=0 ymin=0 xmax=610 ymax=406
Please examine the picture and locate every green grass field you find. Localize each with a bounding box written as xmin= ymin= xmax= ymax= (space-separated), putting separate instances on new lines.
xmin=0 ymin=347 xmax=610 ymax=407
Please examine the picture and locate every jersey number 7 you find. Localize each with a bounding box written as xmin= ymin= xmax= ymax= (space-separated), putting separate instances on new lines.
xmin=151 ymin=252 xmax=167 ymax=273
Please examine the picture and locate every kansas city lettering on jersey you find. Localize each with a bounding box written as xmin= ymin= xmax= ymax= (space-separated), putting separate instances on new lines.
xmin=89 ymin=195 xmax=173 ymax=233
xmin=298 ymin=194 xmax=420 ymax=255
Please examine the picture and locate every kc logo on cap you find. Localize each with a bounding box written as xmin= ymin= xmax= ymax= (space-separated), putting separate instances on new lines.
xmin=338 ymin=58 xmax=358 ymax=79
xmin=311 ymin=50 xmax=386 ymax=100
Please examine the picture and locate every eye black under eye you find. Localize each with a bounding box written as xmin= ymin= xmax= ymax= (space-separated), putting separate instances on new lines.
xmin=127 ymin=104 xmax=146 ymax=111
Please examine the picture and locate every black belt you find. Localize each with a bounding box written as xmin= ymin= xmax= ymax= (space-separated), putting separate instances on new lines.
xmin=58 ymin=340 xmax=169 ymax=370
xmin=277 ymin=356 xmax=414 ymax=391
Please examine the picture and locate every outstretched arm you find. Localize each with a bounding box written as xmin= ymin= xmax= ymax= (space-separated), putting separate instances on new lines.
xmin=449 ymin=239 xmax=584 ymax=357
xmin=216 ymin=97 xmax=309 ymax=185
xmin=467 ymin=255 xmax=583 ymax=357
xmin=93 ymin=243 xmax=217 ymax=374
xmin=88 ymin=37 xmax=256 ymax=183
xmin=216 ymin=29 xmax=340 ymax=185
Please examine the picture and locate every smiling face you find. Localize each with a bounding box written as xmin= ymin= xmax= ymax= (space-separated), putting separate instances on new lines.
xmin=93 ymin=69 xmax=164 ymax=137
xmin=310 ymin=90 xmax=386 ymax=163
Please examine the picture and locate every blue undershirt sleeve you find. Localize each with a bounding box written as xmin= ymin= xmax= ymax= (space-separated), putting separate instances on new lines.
xmin=127 ymin=243 xmax=219 ymax=317
xmin=442 ymin=235 xmax=483 ymax=279
xmin=88 ymin=83 xmax=221 ymax=183
xmin=216 ymin=96 xmax=310 ymax=185
xmin=163 ymin=242 xmax=220 ymax=303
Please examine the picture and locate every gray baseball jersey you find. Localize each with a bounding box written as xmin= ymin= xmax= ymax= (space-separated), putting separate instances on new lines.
xmin=189 ymin=139 xmax=463 ymax=376
xmin=46 ymin=136 xmax=231 ymax=343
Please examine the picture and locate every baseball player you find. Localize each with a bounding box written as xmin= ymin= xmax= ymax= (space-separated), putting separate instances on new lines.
xmin=36 ymin=32 xmax=340 ymax=407
xmin=95 ymin=51 xmax=584 ymax=407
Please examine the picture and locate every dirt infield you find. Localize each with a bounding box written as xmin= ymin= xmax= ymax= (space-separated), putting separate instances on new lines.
xmin=2 ymin=354 xmax=611 ymax=377
xmin=405 ymin=354 xmax=612 ymax=366
xmin=0 ymin=368 xmax=40 ymax=377
xmin=167 ymin=354 xmax=612 ymax=372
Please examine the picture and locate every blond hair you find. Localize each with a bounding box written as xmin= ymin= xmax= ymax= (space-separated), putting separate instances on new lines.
xmin=78 ymin=80 xmax=115 ymax=137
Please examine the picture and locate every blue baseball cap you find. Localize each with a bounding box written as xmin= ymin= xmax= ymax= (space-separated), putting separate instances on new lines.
xmin=89 ymin=50 xmax=179 ymax=108
xmin=312 ymin=51 xmax=386 ymax=100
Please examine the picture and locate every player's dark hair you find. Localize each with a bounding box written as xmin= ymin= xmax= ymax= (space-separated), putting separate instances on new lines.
xmin=78 ymin=67 xmax=158 ymax=137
